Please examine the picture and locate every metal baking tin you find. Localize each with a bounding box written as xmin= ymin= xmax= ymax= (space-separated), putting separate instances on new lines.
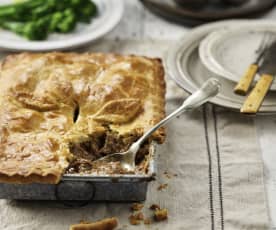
xmin=0 ymin=144 xmax=156 ymax=202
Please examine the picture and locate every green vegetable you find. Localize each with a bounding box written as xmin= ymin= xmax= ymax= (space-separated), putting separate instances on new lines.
xmin=48 ymin=12 xmax=63 ymax=32
xmin=75 ymin=1 xmax=97 ymax=23
xmin=56 ymin=9 xmax=77 ymax=33
xmin=0 ymin=0 xmax=98 ymax=40
xmin=0 ymin=0 xmax=45 ymax=21
xmin=1 ymin=19 xmax=49 ymax=40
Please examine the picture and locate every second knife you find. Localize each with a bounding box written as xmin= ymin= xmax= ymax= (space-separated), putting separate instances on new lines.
xmin=234 ymin=33 xmax=272 ymax=95
xmin=241 ymin=40 xmax=276 ymax=113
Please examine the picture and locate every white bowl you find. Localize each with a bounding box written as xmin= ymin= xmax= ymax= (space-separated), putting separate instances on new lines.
xmin=0 ymin=0 xmax=124 ymax=51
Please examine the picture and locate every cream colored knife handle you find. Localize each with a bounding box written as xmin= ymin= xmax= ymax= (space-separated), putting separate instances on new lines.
xmin=240 ymin=74 xmax=273 ymax=114
xmin=234 ymin=64 xmax=258 ymax=95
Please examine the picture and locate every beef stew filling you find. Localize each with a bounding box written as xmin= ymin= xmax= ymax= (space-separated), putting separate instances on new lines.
xmin=66 ymin=130 xmax=150 ymax=175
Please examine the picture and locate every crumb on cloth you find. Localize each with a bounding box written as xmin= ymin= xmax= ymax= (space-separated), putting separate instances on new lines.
xmin=150 ymin=204 xmax=161 ymax=211
xmin=157 ymin=183 xmax=168 ymax=191
xmin=131 ymin=202 xmax=144 ymax=211
xmin=154 ymin=209 xmax=168 ymax=221
xmin=128 ymin=212 xmax=144 ymax=225
xmin=69 ymin=217 xmax=118 ymax=230
xmin=144 ymin=218 xmax=151 ymax=225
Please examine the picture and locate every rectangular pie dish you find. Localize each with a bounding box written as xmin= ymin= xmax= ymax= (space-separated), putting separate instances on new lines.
xmin=0 ymin=52 xmax=166 ymax=201
xmin=0 ymin=144 xmax=156 ymax=201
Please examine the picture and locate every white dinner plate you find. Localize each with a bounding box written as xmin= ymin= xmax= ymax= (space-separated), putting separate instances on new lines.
xmin=0 ymin=0 xmax=124 ymax=51
xmin=199 ymin=23 xmax=276 ymax=90
xmin=166 ymin=20 xmax=276 ymax=113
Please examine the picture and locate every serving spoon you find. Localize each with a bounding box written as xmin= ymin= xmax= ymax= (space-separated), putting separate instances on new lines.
xmin=94 ymin=78 xmax=221 ymax=172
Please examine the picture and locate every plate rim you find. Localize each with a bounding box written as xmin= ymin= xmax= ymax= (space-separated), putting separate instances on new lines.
xmin=165 ymin=19 xmax=276 ymax=113
xmin=0 ymin=0 xmax=124 ymax=51
xmin=199 ymin=24 xmax=276 ymax=90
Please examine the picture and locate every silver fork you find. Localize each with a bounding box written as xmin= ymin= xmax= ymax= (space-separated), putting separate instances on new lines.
xmin=94 ymin=78 xmax=221 ymax=171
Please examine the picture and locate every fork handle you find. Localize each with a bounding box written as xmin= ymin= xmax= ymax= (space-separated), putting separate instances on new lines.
xmin=234 ymin=64 xmax=258 ymax=95
xmin=131 ymin=78 xmax=220 ymax=151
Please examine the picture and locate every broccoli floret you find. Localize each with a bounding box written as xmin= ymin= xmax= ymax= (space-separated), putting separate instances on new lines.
xmin=0 ymin=0 xmax=45 ymax=21
xmin=48 ymin=12 xmax=63 ymax=32
xmin=0 ymin=0 xmax=98 ymax=40
xmin=75 ymin=1 xmax=97 ymax=23
xmin=56 ymin=9 xmax=77 ymax=33
xmin=0 ymin=0 xmax=97 ymax=22
xmin=31 ymin=3 xmax=55 ymax=19
xmin=1 ymin=18 xmax=50 ymax=40
xmin=0 ymin=5 xmax=26 ymax=20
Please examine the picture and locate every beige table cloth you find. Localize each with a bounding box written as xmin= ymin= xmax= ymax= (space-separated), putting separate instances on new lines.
xmin=0 ymin=40 xmax=269 ymax=230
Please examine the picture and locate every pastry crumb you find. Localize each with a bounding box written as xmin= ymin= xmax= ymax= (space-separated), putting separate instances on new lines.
xmin=128 ymin=212 xmax=144 ymax=225
xmin=154 ymin=208 xmax=168 ymax=221
xmin=70 ymin=217 xmax=118 ymax=230
xmin=136 ymin=212 xmax=144 ymax=220
xmin=157 ymin=183 xmax=168 ymax=191
xmin=131 ymin=203 xmax=144 ymax=211
xmin=144 ymin=218 xmax=151 ymax=225
xmin=128 ymin=215 xmax=140 ymax=225
xmin=150 ymin=204 xmax=161 ymax=211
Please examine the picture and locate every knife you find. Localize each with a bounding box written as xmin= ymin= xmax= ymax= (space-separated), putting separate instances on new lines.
xmin=234 ymin=33 xmax=272 ymax=95
xmin=240 ymin=40 xmax=276 ymax=114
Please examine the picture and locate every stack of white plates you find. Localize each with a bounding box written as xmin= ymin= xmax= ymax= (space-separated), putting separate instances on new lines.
xmin=166 ymin=20 xmax=276 ymax=113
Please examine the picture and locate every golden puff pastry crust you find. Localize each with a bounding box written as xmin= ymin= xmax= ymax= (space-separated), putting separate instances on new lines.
xmin=0 ymin=52 xmax=166 ymax=184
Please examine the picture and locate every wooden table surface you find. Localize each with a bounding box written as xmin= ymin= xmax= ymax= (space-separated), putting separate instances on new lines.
xmin=109 ymin=1 xmax=276 ymax=228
